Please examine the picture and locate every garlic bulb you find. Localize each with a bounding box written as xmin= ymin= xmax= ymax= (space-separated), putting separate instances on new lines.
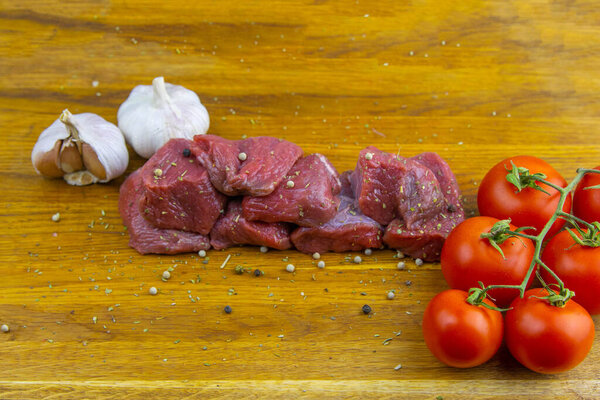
xmin=117 ymin=76 xmax=210 ymax=158
xmin=31 ymin=109 xmax=129 ymax=185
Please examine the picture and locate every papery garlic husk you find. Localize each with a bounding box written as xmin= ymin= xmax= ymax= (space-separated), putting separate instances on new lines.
xmin=117 ymin=76 xmax=210 ymax=158
xmin=31 ymin=109 xmax=129 ymax=185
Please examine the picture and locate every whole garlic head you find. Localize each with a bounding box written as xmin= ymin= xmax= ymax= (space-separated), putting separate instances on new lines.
xmin=31 ymin=109 xmax=129 ymax=186
xmin=117 ymin=76 xmax=210 ymax=158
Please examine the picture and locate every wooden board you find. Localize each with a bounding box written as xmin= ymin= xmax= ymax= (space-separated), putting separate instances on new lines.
xmin=1 ymin=0 xmax=600 ymax=398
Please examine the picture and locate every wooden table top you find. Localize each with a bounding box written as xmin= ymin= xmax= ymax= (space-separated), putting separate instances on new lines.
xmin=1 ymin=0 xmax=600 ymax=398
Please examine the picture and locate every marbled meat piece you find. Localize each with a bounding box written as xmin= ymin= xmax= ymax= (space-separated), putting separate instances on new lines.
xmin=291 ymin=171 xmax=383 ymax=253
xmin=242 ymin=154 xmax=341 ymax=227
xmin=139 ymin=138 xmax=227 ymax=234
xmin=193 ymin=135 xmax=303 ymax=196
xmin=383 ymin=152 xmax=465 ymax=261
xmin=119 ymin=170 xmax=210 ymax=255
xmin=351 ymin=146 xmax=447 ymax=227
xmin=210 ymin=199 xmax=292 ymax=250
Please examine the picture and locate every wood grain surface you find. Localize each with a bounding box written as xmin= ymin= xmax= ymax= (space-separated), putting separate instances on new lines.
xmin=2 ymin=0 xmax=600 ymax=398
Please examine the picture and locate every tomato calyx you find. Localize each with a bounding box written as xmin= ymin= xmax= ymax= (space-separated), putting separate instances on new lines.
xmin=530 ymin=273 xmax=575 ymax=308
xmin=582 ymin=183 xmax=600 ymax=190
xmin=505 ymin=161 xmax=551 ymax=195
xmin=466 ymin=283 xmax=511 ymax=312
xmin=480 ymin=219 xmax=536 ymax=260
xmin=565 ymin=221 xmax=600 ymax=248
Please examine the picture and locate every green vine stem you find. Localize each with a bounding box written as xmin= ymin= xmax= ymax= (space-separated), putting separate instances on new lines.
xmin=469 ymin=165 xmax=600 ymax=310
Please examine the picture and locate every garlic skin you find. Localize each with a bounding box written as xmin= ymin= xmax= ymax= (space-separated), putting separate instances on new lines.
xmin=31 ymin=109 xmax=129 ymax=185
xmin=117 ymin=76 xmax=210 ymax=158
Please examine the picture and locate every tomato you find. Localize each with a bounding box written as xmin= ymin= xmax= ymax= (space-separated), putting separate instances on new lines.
xmin=477 ymin=155 xmax=571 ymax=239
xmin=422 ymin=289 xmax=503 ymax=368
xmin=573 ymin=166 xmax=600 ymax=224
xmin=441 ymin=216 xmax=535 ymax=307
xmin=540 ymin=229 xmax=600 ymax=315
xmin=505 ymin=288 xmax=595 ymax=374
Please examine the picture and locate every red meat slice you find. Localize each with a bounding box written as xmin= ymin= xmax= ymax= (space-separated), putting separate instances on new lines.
xmin=193 ymin=135 xmax=303 ymax=196
xmin=119 ymin=170 xmax=210 ymax=255
xmin=242 ymin=154 xmax=341 ymax=227
xmin=291 ymin=171 xmax=383 ymax=253
xmin=139 ymin=138 xmax=227 ymax=234
xmin=210 ymin=199 xmax=292 ymax=250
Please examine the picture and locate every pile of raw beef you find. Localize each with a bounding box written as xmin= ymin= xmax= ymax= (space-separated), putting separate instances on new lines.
xmin=119 ymin=135 xmax=465 ymax=261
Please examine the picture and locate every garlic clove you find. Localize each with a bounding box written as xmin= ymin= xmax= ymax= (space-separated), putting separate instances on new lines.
xmin=117 ymin=76 xmax=210 ymax=158
xmin=63 ymin=170 xmax=99 ymax=186
xmin=59 ymin=138 xmax=83 ymax=173
xmin=61 ymin=110 xmax=128 ymax=183
xmin=33 ymin=140 xmax=64 ymax=178
xmin=31 ymin=118 xmax=70 ymax=178
xmin=81 ymin=143 xmax=107 ymax=181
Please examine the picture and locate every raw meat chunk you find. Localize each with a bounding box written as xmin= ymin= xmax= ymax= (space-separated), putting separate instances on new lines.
xmin=410 ymin=152 xmax=463 ymax=215
xmin=242 ymin=154 xmax=341 ymax=227
xmin=291 ymin=171 xmax=383 ymax=253
xmin=139 ymin=138 xmax=227 ymax=234
xmin=351 ymin=147 xmax=447 ymax=226
xmin=383 ymin=152 xmax=465 ymax=261
xmin=193 ymin=135 xmax=303 ymax=196
xmin=383 ymin=216 xmax=459 ymax=262
xmin=210 ymin=199 xmax=292 ymax=250
xmin=119 ymin=170 xmax=210 ymax=255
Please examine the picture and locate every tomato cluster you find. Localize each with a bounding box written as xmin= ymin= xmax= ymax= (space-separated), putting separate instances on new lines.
xmin=423 ymin=156 xmax=599 ymax=374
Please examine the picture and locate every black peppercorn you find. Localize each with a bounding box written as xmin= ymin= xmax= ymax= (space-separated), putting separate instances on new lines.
xmin=182 ymin=148 xmax=191 ymax=157
xmin=254 ymin=269 xmax=262 ymax=277
xmin=224 ymin=305 xmax=232 ymax=314
xmin=362 ymin=304 xmax=372 ymax=314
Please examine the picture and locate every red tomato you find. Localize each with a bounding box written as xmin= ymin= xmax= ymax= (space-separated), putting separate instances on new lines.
xmin=422 ymin=289 xmax=503 ymax=368
xmin=441 ymin=216 xmax=535 ymax=307
xmin=505 ymin=288 xmax=595 ymax=374
xmin=573 ymin=166 xmax=600 ymax=224
xmin=477 ymin=155 xmax=571 ymax=239
xmin=540 ymin=229 xmax=600 ymax=315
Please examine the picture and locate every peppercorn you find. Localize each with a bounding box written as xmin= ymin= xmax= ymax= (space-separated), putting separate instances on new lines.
xmin=254 ymin=269 xmax=262 ymax=277
xmin=182 ymin=148 xmax=191 ymax=157
xmin=362 ymin=304 xmax=372 ymax=314
xmin=224 ymin=305 xmax=232 ymax=314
